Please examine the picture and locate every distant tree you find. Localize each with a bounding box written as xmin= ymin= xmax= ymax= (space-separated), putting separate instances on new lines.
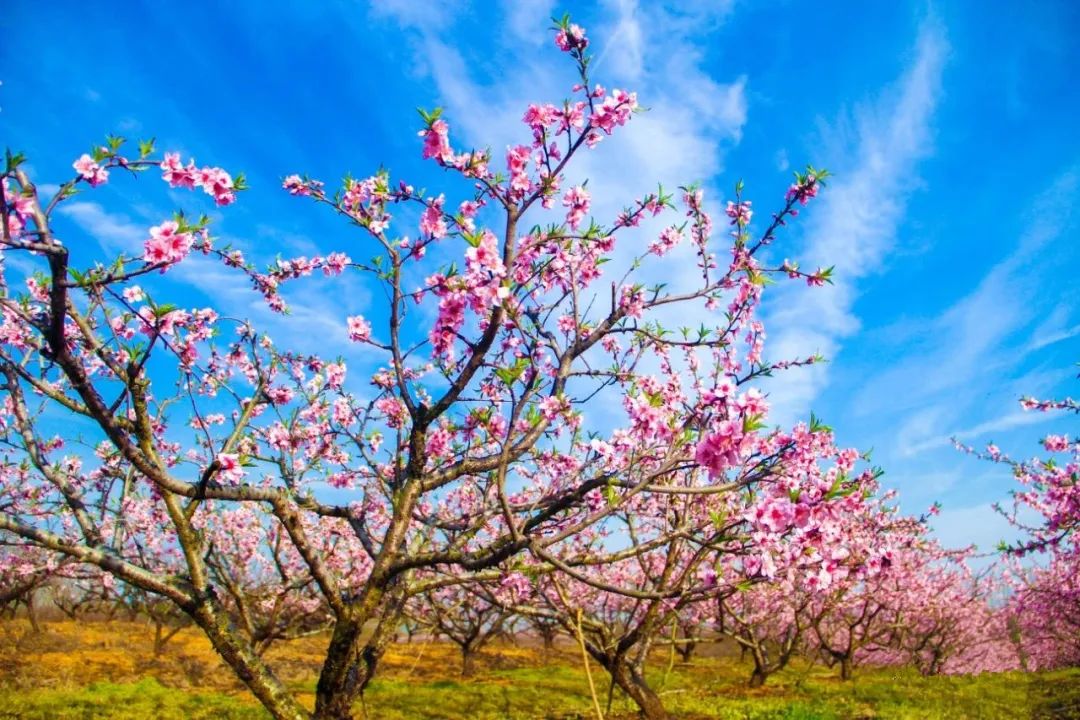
xmin=410 ymin=583 xmax=509 ymax=677
xmin=960 ymin=383 xmax=1080 ymax=670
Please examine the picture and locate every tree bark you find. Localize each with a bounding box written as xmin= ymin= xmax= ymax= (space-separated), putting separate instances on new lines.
xmin=187 ymin=592 xmax=309 ymax=720
xmin=461 ymin=645 xmax=476 ymax=677
xmin=313 ymin=594 xmax=403 ymax=720
xmin=25 ymin=595 xmax=41 ymax=634
xmin=608 ymin=659 xmax=669 ymax=720
xmin=312 ymin=618 xmax=369 ymax=720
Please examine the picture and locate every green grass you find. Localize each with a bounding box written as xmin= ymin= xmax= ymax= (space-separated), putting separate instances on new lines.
xmin=1 ymin=661 xmax=1078 ymax=719
xmin=0 ymin=677 xmax=265 ymax=720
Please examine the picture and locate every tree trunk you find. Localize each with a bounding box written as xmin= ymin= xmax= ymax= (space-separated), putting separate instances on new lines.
xmin=609 ymin=659 xmax=669 ymax=720
xmin=153 ymin=621 xmax=184 ymax=657
xmin=313 ymin=619 xmax=371 ymax=720
xmin=186 ymin=593 xmax=310 ymax=720
xmin=153 ymin=621 xmax=166 ymax=657
xmin=313 ymin=595 xmax=403 ymax=720
xmin=839 ymin=655 xmax=853 ymax=681
xmin=25 ymin=595 xmax=41 ymax=634
xmin=461 ymin=644 xmax=476 ymax=677
xmin=747 ymin=648 xmax=771 ymax=688
xmin=676 ymin=641 xmax=695 ymax=664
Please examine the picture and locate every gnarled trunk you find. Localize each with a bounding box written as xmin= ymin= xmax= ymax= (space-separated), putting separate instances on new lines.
xmin=747 ymin=647 xmax=772 ymax=688
xmin=186 ymin=592 xmax=309 ymax=720
xmin=312 ymin=620 xmax=385 ymax=720
xmin=606 ymin=657 xmax=668 ymax=720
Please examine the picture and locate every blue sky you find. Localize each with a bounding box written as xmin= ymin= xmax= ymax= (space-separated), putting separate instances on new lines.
xmin=3 ymin=1 xmax=1078 ymax=553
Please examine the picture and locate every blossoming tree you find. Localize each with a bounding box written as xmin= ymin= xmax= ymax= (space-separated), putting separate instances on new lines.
xmin=1 ymin=17 xmax=845 ymax=720
xmin=958 ymin=382 xmax=1080 ymax=670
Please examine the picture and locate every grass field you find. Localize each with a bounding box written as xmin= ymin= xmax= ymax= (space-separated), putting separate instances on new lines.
xmin=0 ymin=620 xmax=1076 ymax=719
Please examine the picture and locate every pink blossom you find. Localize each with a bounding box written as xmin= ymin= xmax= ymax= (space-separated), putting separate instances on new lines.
xmin=375 ymin=397 xmax=408 ymax=429
xmin=590 ymin=90 xmax=638 ymax=135
xmin=539 ymin=395 xmax=569 ymax=421
xmin=215 ymin=453 xmax=245 ymax=484
xmin=420 ymin=119 xmax=453 ymax=163
xmin=1042 ymin=434 xmax=1070 ymax=453
xmin=618 ymin=285 xmax=645 ymax=319
xmin=506 ymin=145 xmax=532 ymax=199
xmin=282 ymin=174 xmax=310 ymax=196
xmin=143 ymin=220 xmax=194 ymax=266
xmin=523 ymin=103 xmax=558 ymax=132
xmin=195 ymin=166 xmax=236 ymax=206
xmin=347 ymin=315 xmax=372 ymax=342
xmin=161 ymin=152 xmax=196 ymax=189
xmin=122 ymin=286 xmax=145 ymax=303
xmin=73 ymin=154 xmax=108 ymax=187
xmin=554 ymin=23 xmax=588 ymax=52
xmin=325 ymin=362 xmax=346 ymax=390
xmin=649 ymin=226 xmax=683 ymax=256
xmin=562 ymin=185 xmax=590 ymax=230
xmin=725 ymin=200 xmax=753 ymax=225
xmin=786 ymin=174 xmax=820 ymax=205
xmin=420 ymin=195 xmax=448 ymax=239
xmin=322 ymin=252 xmax=350 ymax=275
xmin=695 ymin=420 xmax=745 ymax=477
xmin=426 ymin=427 xmax=453 ymax=460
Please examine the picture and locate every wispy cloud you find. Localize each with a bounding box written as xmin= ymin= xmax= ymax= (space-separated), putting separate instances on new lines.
xmin=763 ymin=17 xmax=948 ymax=426
xmin=368 ymin=1 xmax=748 ymax=426
xmin=58 ymin=202 xmax=144 ymax=255
xmin=55 ymin=200 xmax=365 ymax=359
xmin=931 ymin=502 xmax=1023 ymax=554
xmin=850 ymin=167 xmax=1079 ymax=455
xmin=899 ymin=408 xmax=1058 ymax=457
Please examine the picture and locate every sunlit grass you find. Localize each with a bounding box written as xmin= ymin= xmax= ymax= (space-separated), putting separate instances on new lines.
xmin=0 ymin=620 xmax=1076 ymax=719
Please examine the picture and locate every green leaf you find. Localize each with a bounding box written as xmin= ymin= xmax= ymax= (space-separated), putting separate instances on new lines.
xmin=809 ymin=412 xmax=833 ymax=434
xmin=5 ymin=149 xmax=27 ymax=172
xmin=494 ymin=357 xmax=529 ymax=386
xmin=603 ymin=483 xmax=619 ymax=508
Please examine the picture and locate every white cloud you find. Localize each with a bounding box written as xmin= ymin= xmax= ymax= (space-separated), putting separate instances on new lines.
xmin=59 ymin=201 xmax=144 ymax=254
xmin=1026 ymin=303 xmax=1080 ymax=352
xmin=848 ymin=167 xmax=1079 ymax=460
xmin=503 ymin=0 xmax=557 ymax=46
xmin=762 ymin=18 xmax=948 ymax=427
xmin=596 ymin=0 xmax=645 ymax=81
xmin=775 ymin=148 xmax=790 ymax=172
xmin=931 ymin=502 xmax=1022 ymax=553
xmin=55 ymin=200 xmax=367 ymax=359
xmin=900 ymin=409 xmax=1058 ymax=458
